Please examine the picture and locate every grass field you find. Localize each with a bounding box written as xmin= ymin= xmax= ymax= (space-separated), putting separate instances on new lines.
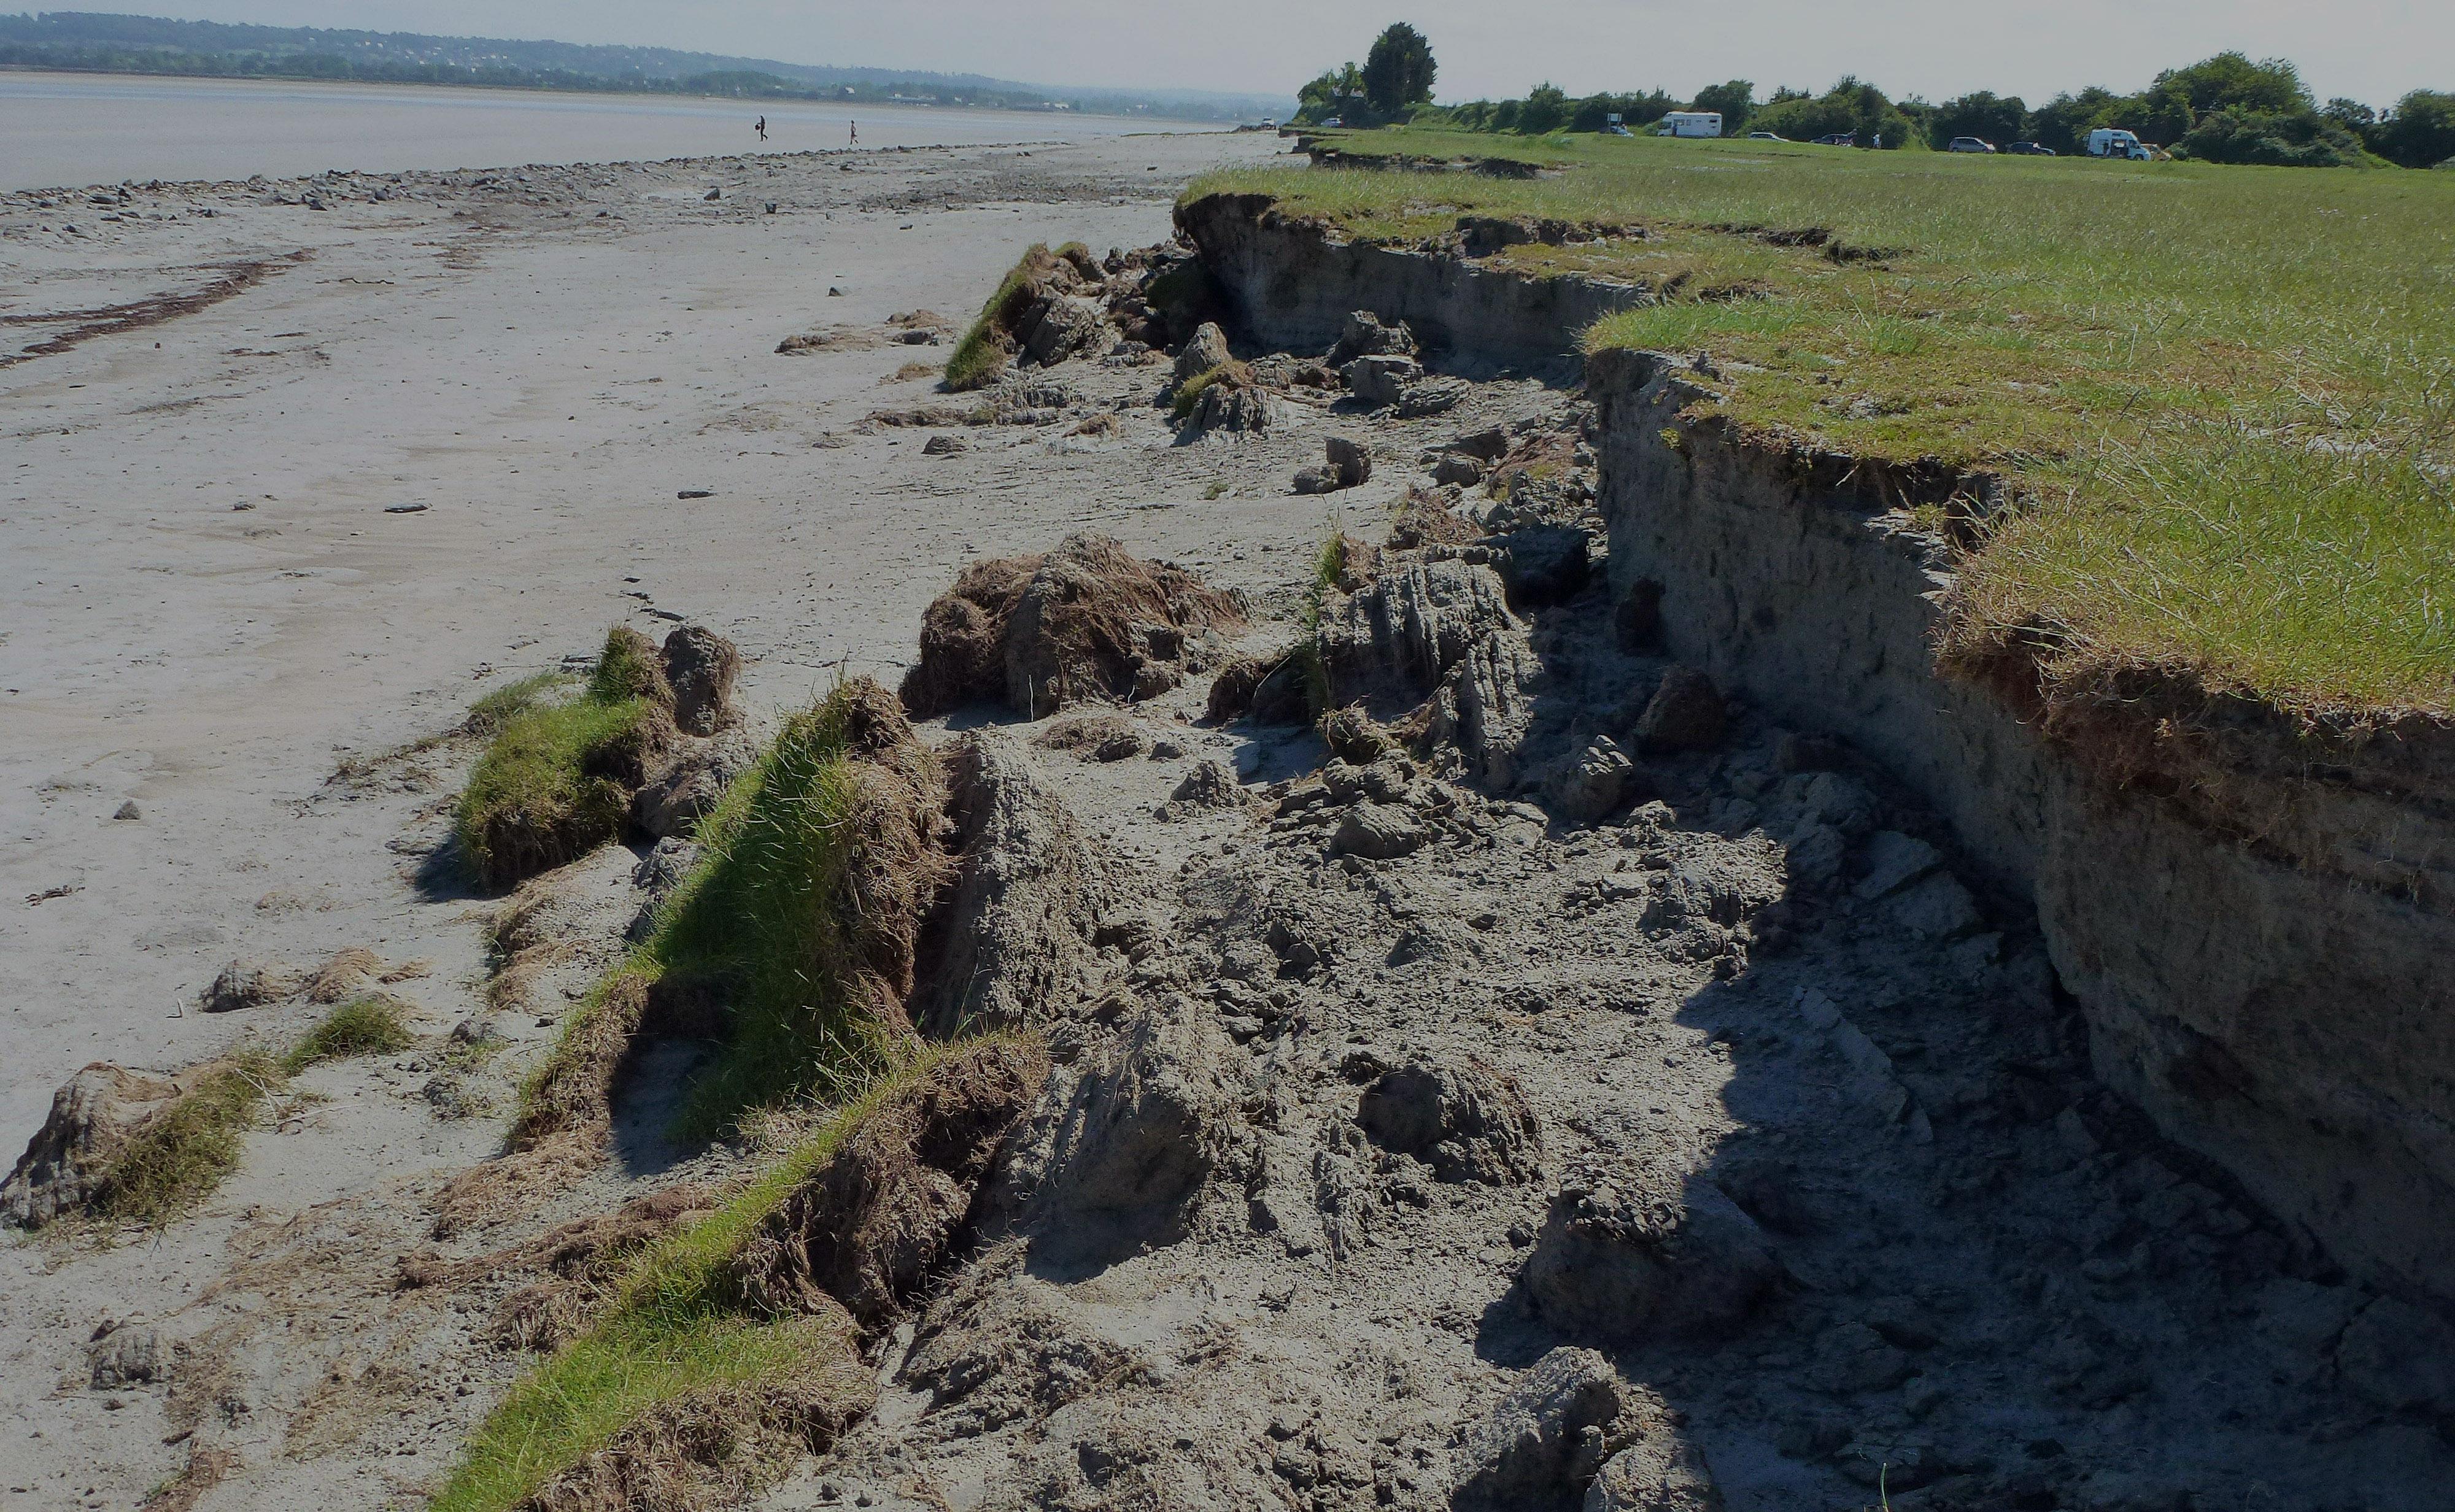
xmin=1193 ymin=129 xmax=2455 ymax=718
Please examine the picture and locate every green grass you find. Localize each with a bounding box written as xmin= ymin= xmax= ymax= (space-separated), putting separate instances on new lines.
xmin=280 ymin=995 xmax=417 ymax=1074
xmin=428 ymin=1106 xmax=853 ymax=1512
xmin=434 ymin=1035 xmax=1024 ymax=1512
xmin=1192 ymin=129 xmax=2455 ymax=716
xmin=1170 ymin=360 xmax=1246 ymax=419
xmin=465 ymin=671 xmax=568 ymax=738
xmin=519 ymin=681 xmax=921 ymax=1143
xmin=946 ymin=241 xmax=1093 ymax=392
xmin=90 ymin=1050 xmax=282 ymax=1228
xmin=453 ymin=632 xmax=662 ymax=890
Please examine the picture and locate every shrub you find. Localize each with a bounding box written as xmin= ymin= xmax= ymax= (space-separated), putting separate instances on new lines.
xmin=2182 ymin=107 xmax=2366 ymax=166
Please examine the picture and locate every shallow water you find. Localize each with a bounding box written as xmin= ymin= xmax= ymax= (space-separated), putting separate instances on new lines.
xmin=0 ymin=70 xmax=1177 ymax=191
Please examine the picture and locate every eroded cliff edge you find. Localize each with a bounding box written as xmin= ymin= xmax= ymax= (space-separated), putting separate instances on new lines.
xmin=1181 ymin=188 xmax=2455 ymax=1306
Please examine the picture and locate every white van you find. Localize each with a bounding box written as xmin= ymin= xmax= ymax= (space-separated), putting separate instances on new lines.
xmin=1656 ymin=112 xmax=1723 ymax=139
xmin=2086 ymin=128 xmax=2153 ymax=161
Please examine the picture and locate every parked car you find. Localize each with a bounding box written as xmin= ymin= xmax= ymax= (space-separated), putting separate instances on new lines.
xmin=1810 ymin=132 xmax=1856 ymax=147
xmin=1319 ymin=117 xmax=1343 ymax=129
xmin=1947 ymin=136 xmax=1997 ymax=153
xmin=1746 ymin=131 xmax=1786 ymax=141
xmin=2005 ymin=141 xmax=2056 ymax=156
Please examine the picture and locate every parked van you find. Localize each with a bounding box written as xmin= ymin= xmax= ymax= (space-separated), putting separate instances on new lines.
xmin=1655 ymin=112 xmax=1723 ymax=139
xmin=2086 ymin=128 xmax=2154 ymax=161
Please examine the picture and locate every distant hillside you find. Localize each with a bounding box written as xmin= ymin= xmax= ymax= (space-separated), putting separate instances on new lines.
xmin=0 ymin=11 xmax=1294 ymax=122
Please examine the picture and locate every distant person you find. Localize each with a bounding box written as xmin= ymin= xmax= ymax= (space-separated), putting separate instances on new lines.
xmin=849 ymin=120 xmax=859 ymax=147
xmin=755 ymin=115 xmax=767 ymax=142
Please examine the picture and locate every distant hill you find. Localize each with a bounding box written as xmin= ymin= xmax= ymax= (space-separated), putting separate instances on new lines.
xmin=0 ymin=11 xmax=1294 ymax=122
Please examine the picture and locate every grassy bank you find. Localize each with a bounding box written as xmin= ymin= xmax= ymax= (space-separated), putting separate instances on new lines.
xmin=1194 ymin=129 xmax=2455 ymax=718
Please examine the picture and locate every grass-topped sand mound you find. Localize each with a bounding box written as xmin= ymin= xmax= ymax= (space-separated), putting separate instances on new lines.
xmin=1 ymin=996 xmax=425 ymax=1230
xmin=454 ymin=628 xmax=677 ymax=891
xmin=1189 ymin=129 xmax=2455 ymax=721
xmin=944 ymin=241 xmax=1110 ymax=392
xmin=508 ymin=677 xmax=951 ymax=1168
xmin=434 ymin=1037 xmax=1044 ymax=1512
xmin=899 ymin=531 xmax=1244 ymax=719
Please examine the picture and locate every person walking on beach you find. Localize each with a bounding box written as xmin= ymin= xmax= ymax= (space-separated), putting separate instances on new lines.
xmin=755 ymin=115 xmax=767 ymax=142
xmin=849 ymin=120 xmax=859 ymax=147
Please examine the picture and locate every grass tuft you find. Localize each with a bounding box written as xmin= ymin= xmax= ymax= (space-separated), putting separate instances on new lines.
xmin=282 ymin=995 xmax=417 ymax=1075
xmin=431 ymin=1036 xmax=1030 ymax=1512
xmin=465 ymin=672 xmax=567 ymax=738
xmin=946 ymin=244 xmax=1051 ymax=392
xmin=514 ymin=677 xmax=946 ymax=1145
xmin=1170 ymin=360 xmax=1250 ymax=420
xmin=91 ymin=1051 xmax=282 ymax=1228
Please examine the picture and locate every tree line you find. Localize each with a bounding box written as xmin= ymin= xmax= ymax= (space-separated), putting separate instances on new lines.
xmin=1297 ymin=28 xmax=2455 ymax=169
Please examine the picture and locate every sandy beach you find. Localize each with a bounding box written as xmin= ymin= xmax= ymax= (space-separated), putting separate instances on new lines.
xmin=1 ymin=125 xmax=1297 ymax=1506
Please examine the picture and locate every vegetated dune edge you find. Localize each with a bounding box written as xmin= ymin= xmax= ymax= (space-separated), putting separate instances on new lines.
xmin=1174 ymin=179 xmax=2455 ymax=1310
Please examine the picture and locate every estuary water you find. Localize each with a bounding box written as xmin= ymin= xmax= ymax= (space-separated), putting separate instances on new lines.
xmin=0 ymin=70 xmax=1175 ymax=192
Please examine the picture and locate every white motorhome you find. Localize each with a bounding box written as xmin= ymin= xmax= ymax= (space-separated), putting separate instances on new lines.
xmin=2086 ymin=128 xmax=2154 ymax=160
xmin=1656 ymin=112 xmax=1723 ymax=139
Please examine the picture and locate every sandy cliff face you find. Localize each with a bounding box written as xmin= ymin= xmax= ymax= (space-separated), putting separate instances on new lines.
xmin=1185 ymin=194 xmax=2455 ymax=1306
xmin=1587 ymin=347 xmax=2455 ymax=1307
xmin=1173 ymin=193 xmax=1642 ymax=375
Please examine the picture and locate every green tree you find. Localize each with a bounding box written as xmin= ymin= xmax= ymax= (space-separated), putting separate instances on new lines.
xmin=2322 ymin=97 xmax=2378 ymax=132
xmin=1690 ymin=79 xmax=1755 ymax=134
xmin=1518 ymin=81 xmax=1571 ymax=134
xmin=1928 ymin=90 xmax=2027 ymax=148
xmin=2154 ymin=52 xmax=2311 ymax=117
xmin=2182 ymin=106 xmax=2365 ymax=166
xmin=2373 ymin=90 xmax=2455 ymax=168
xmin=1361 ymin=23 xmax=1436 ymax=115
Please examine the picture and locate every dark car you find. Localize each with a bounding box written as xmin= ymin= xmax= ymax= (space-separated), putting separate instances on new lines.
xmin=2004 ymin=141 xmax=2057 ymax=156
xmin=1811 ymin=132 xmax=1856 ymax=147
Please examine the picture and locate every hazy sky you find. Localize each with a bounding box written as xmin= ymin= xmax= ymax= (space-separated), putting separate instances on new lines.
xmin=158 ymin=2 xmax=2448 ymax=107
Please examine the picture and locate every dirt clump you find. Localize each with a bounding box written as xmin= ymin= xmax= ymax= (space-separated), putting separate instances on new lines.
xmin=199 ymin=956 xmax=305 ymax=1013
xmin=913 ymin=736 xmax=1116 ymax=1040
xmin=1031 ymin=709 xmax=1148 ymax=762
xmin=658 ymin=623 xmax=741 ymax=736
xmin=1632 ymin=666 xmax=1729 ymax=754
xmin=2 ymin=1063 xmax=190 ymax=1226
xmin=1156 ymin=758 xmax=1256 ymax=820
xmin=729 ymin=1038 xmax=1052 ymax=1329
xmin=900 ymin=533 xmax=1242 ymax=720
xmin=1450 ymin=1347 xmax=1660 ymax=1511
xmin=1352 ymin=1052 xmax=1544 ymax=1186
xmin=303 ymin=947 xmax=382 ymax=1003
xmin=1522 ymin=1176 xmax=1782 ymax=1345
xmin=994 ymin=995 xmax=1243 ymax=1263
xmin=1205 ymin=648 xmax=1311 ymax=727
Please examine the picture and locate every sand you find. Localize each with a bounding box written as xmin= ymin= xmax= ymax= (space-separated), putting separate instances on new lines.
xmin=0 ymin=127 xmax=1291 ymax=1507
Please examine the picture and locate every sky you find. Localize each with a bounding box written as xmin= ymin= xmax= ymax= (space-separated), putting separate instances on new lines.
xmin=138 ymin=2 xmax=2450 ymax=109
